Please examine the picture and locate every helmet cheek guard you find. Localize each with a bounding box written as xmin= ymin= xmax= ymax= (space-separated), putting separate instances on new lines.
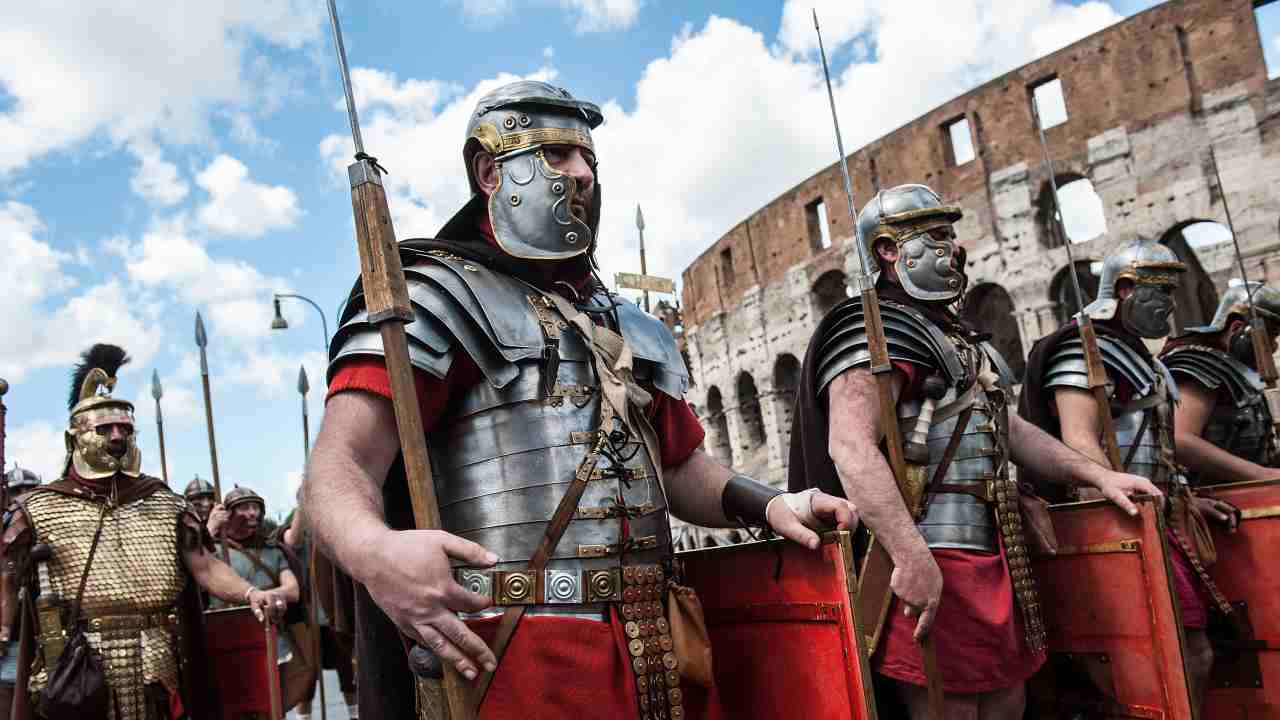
xmin=487 ymin=149 xmax=595 ymax=260
xmin=857 ymin=184 xmax=966 ymax=303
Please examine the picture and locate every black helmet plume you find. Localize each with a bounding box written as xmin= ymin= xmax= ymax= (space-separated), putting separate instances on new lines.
xmin=68 ymin=344 xmax=130 ymax=411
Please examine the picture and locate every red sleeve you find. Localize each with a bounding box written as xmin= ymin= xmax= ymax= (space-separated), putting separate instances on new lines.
xmin=326 ymin=355 xmax=482 ymax=433
xmin=891 ymin=360 xmax=925 ymax=401
xmin=647 ymin=393 xmax=706 ymax=470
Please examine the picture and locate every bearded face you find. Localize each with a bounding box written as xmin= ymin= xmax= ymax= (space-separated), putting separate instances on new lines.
xmin=228 ymin=501 xmax=264 ymax=540
xmin=189 ymin=494 xmax=215 ymax=522
xmin=67 ymin=412 xmax=141 ymax=481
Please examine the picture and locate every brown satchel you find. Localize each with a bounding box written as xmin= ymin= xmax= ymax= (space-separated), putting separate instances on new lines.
xmin=1017 ymin=484 xmax=1059 ymax=556
xmin=666 ymin=583 xmax=714 ymax=688
xmin=39 ymin=507 xmax=109 ymax=719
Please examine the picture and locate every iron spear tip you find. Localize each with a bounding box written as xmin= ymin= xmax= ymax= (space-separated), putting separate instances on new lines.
xmin=636 ymin=204 xmax=644 ymax=230
xmin=0 ymin=378 xmax=8 ymax=397
xmin=151 ymin=369 xmax=163 ymax=400
xmin=812 ymin=8 xmax=819 ymax=29
xmin=297 ymin=365 xmax=310 ymax=395
xmin=194 ymin=312 xmax=207 ymax=348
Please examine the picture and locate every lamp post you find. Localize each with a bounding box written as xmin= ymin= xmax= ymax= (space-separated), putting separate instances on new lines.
xmin=271 ymin=293 xmax=330 ymax=354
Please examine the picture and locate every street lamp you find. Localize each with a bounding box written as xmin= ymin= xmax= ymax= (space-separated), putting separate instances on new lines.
xmin=270 ymin=293 xmax=330 ymax=354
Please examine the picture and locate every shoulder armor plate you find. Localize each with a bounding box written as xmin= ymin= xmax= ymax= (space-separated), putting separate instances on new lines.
xmin=1162 ymin=345 xmax=1262 ymax=408
xmin=815 ymin=298 xmax=965 ymax=394
xmin=1044 ymin=334 xmax=1158 ymax=397
xmin=613 ymin=300 xmax=690 ymax=399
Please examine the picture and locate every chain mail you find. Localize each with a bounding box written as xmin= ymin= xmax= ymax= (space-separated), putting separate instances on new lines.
xmin=23 ymin=488 xmax=190 ymax=720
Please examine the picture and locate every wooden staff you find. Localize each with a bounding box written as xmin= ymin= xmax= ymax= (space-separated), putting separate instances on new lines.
xmin=195 ymin=311 xmax=231 ymax=563
xmin=151 ymin=370 xmax=170 ymax=486
xmin=298 ymin=365 xmax=328 ymax=720
xmin=322 ymin=1 xmax=473 ymax=716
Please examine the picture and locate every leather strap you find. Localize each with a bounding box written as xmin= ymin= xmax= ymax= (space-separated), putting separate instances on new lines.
xmin=931 ymin=482 xmax=993 ymax=503
xmin=1121 ymin=410 xmax=1151 ymax=473
xmin=70 ymin=506 xmax=109 ymax=623
xmin=222 ymin=538 xmax=282 ymax=587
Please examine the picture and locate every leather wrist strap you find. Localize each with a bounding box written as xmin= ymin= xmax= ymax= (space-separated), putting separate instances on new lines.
xmin=722 ymin=474 xmax=782 ymax=527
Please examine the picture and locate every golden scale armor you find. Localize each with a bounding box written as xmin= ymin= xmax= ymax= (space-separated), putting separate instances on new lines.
xmin=24 ymin=489 xmax=190 ymax=720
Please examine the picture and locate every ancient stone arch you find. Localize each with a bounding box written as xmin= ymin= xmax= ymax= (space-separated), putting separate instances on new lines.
xmin=1049 ymin=260 xmax=1101 ymax=326
xmin=1161 ymin=220 xmax=1227 ymax=335
xmin=734 ymin=372 xmax=768 ymax=478
xmin=704 ymin=385 xmax=733 ymax=467
xmin=962 ymin=283 xmax=1026 ymax=380
xmin=811 ymin=269 xmax=849 ymax=324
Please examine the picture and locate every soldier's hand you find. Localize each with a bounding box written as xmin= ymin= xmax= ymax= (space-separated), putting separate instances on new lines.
xmin=765 ymin=489 xmax=858 ymax=550
xmin=365 ymin=528 xmax=499 ymax=681
xmin=248 ymin=588 xmax=288 ymax=624
xmin=891 ymin=545 xmax=943 ymax=644
xmin=1194 ymin=496 xmax=1240 ymax=534
xmin=207 ymin=503 xmax=229 ymax=537
xmin=1094 ymin=471 xmax=1163 ymax=516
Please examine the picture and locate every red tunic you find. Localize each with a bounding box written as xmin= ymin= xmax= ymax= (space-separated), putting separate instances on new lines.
xmin=873 ymin=361 xmax=1047 ymax=693
xmin=328 ymin=308 xmax=714 ymax=718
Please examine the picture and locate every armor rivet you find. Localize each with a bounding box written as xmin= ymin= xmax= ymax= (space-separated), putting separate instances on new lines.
xmin=519 ymin=114 xmax=532 ymax=127
xmin=935 ymin=248 xmax=945 ymax=256
xmin=463 ymin=264 xmax=479 ymax=272
xmin=503 ymin=116 xmax=516 ymax=129
xmin=949 ymin=279 xmax=959 ymax=287
xmin=565 ymin=231 xmax=579 ymax=244
xmin=552 ymin=182 xmax=565 ymax=195
xmin=906 ymin=260 xmax=916 ymax=268
xmin=509 ymin=194 xmax=521 ymax=206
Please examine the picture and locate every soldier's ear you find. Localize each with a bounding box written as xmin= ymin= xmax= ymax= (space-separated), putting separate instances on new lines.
xmin=473 ymin=152 xmax=499 ymax=195
xmin=1115 ymin=279 xmax=1135 ymax=300
xmin=1227 ymin=318 xmax=1247 ymax=337
xmin=874 ymin=237 xmax=898 ymax=264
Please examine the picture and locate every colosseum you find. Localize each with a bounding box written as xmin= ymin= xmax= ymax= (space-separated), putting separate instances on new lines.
xmin=673 ymin=0 xmax=1280 ymax=547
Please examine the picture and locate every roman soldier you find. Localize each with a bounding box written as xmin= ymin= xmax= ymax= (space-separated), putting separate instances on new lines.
xmin=0 ymin=468 xmax=41 ymax=718
xmin=1161 ymin=280 xmax=1280 ymax=487
xmin=0 ymin=344 xmax=289 ymax=720
xmin=1018 ymin=237 xmax=1234 ymax=711
xmin=183 ymin=477 xmax=215 ymax=524
xmin=788 ymin=184 xmax=1158 ymax=719
xmin=304 ymin=79 xmax=857 ymax=719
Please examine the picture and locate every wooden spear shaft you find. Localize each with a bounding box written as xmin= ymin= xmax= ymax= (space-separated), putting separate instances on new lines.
xmin=195 ymin=312 xmax=231 ymax=563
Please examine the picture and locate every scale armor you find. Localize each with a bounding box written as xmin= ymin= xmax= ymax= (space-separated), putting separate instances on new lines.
xmin=1163 ymin=344 xmax=1274 ymax=474
xmin=330 ymin=249 xmax=689 ymax=614
xmin=22 ymin=488 xmax=189 ymax=720
xmin=1044 ymin=334 xmax=1179 ymax=485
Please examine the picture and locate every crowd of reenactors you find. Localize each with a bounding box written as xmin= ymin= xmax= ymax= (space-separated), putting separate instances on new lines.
xmin=1 ymin=78 xmax=1278 ymax=720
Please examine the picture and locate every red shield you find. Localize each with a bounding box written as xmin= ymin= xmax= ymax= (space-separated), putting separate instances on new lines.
xmin=203 ymin=607 xmax=284 ymax=719
xmin=1197 ymin=479 xmax=1280 ymax=717
xmin=678 ymin=531 xmax=876 ymax=719
xmin=1029 ymin=497 xmax=1194 ymax=719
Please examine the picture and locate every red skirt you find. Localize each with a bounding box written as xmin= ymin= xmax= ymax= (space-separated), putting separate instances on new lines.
xmin=468 ymin=610 xmax=723 ymax=719
xmin=1167 ymin=529 xmax=1208 ymax=629
xmin=874 ymin=544 xmax=1046 ymax=694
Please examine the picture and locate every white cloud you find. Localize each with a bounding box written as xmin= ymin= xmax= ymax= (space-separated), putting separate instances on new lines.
xmin=195 ymin=155 xmax=301 ymax=238
xmin=778 ymin=0 xmax=873 ymax=56
xmin=129 ymin=141 xmax=189 ymax=206
xmin=4 ymin=421 xmax=65 ymax=485
xmin=1031 ymin=2 xmax=1124 ymax=58
xmin=0 ymin=1 xmax=323 ymax=173
xmin=453 ymin=0 xmax=639 ymax=33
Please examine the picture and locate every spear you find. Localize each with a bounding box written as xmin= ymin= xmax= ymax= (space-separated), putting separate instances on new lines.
xmin=195 ymin=312 xmax=230 ymax=563
xmin=637 ymin=205 xmax=650 ymax=313
xmin=1032 ymin=97 xmax=1124 ymax=471
xmin=322 ymin=1 xmax=473 ymax=716
xmin=0 ymin=377 xmax=8 ymax=514
xmin=151 ymin=370 xmax=170 ymax=486
xmin=1209 ymin=147 xmax=1280 ymax=440
xmin=296 ymin=364 xmax=328 ymax=720
xmin=814 ymin=11 xmax=940 ymax=717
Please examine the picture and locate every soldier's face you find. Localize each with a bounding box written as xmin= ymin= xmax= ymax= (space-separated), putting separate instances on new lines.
xmin=474 ymin=145 xmax=597 ymax=221
xmin=230 ymin=502 xmax=263 ymax=535
xmin=190 ymin=495 xmax=214 ymax=520
xmin=94 ymin=422 xmax=134 ymax=458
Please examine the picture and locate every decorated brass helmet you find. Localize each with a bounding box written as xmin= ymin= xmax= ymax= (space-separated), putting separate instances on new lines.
xmin=224 ymin=486 xmax=265 ymax=513
xmin=452 ymin=80 xmax=604 ymax=261
xmin=857 ymin=184 xmax=966 ymax=302
xmin=64 ymin=344 xmax=140 ymax=481
xmin=184 ymin=475 xmax=215 ymax=500
xmin=4 ymin=465 xmax=41 ymax=492
xmin=1083 ymin=237 xmax=1187 ymax=339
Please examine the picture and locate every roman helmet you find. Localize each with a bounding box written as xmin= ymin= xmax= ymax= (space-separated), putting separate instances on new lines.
xmin=1186 ymin=279 xmax=1280 ymax=364
xmin=4 ymin=465 xmax=41 ymax=492
xmin=63 ymin=344 xmax=141 ymax=481
xmin=857 ymin=184 xmax=967 ymax=303
xmin=1082 ymin=237 xmax=1187 ymax=339
xmin=184 ymin=475 xmax=215 ymax=500
xmin=224 ymin=486 xmax=265 ymax=513
xmin=441 ymin=80 xmax=604 ymax=261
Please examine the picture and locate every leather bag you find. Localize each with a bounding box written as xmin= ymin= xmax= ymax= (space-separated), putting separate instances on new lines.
xmin=39 ymin=507 xmax=109 ymax=719
xmin=666 ymin=583 xmax=714 ymax=688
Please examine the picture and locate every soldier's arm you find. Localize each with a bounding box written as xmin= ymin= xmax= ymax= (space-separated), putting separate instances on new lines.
xmin=275 ymin=568 xmax=300 ymax=604
xmin=1173 ymin=379 xmax=1278 ymax=483
xmin=824 ymin=367 xmax=930 ymax=566
xmin=305 ymin=389 xmax=497 ymax=680
xmin=182 ymin=546 xmax=287 ymax=623
xmin=0 ymin=509 xmax=32 ymax=652
xmin=663 ymin=450 xmax=856 ymax=549
xmin=1013 ymin=401 xmax=1159 ymax=515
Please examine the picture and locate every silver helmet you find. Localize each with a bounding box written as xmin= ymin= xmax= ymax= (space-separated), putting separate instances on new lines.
xmin=1188 ymin=279 xmax=1280 ymax=334
xmin=184 ymin=475 xmax=214 ymax=499
xmin=4 ymin=466 xmax=41 ymax=492
xmin=457 ymin=80 xmax=603 ymax=261
xmin=857 ymin=184 xmax=966 ymax=302
xmin=1082 ymin=236 xmax=1186 ymax=339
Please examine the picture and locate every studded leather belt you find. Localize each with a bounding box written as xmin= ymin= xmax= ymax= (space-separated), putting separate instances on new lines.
xmin=85 ymin=611 xmax=180 ymax=632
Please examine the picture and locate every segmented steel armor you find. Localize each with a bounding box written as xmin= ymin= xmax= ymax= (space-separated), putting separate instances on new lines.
xmin=1044 ymin=334 xmax=1179 ymax=485
xmin=815 ymin=298 xmax=1009 ymax=553
xmin=329 ymin=249 xmax=689 ymax=615
xmin=23 ymin=488 xmax=190 ymax=720
xmin=1162 ymin=344 xmax=1275 ymax=475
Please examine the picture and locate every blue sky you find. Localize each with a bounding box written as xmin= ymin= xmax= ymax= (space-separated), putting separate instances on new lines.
xmin=2 ymin=0 xmax=1242 ymax=517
